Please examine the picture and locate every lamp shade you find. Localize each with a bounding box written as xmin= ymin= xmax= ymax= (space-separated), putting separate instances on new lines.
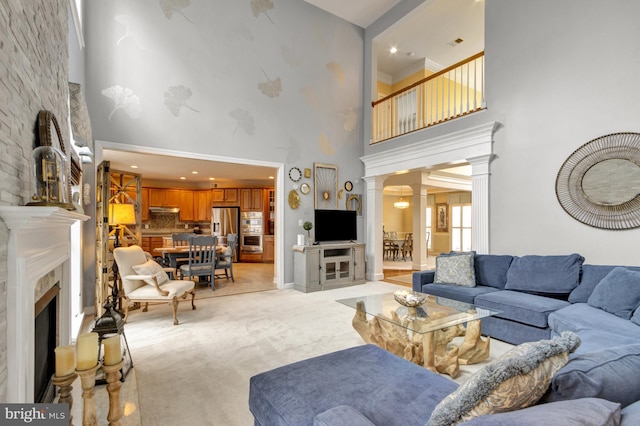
xmin=108 ymin=203 xmax=136 ymax=225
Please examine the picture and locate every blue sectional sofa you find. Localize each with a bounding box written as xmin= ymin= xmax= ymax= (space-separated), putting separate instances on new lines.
xmin=248 ymin=253 xmax=640 ymax=425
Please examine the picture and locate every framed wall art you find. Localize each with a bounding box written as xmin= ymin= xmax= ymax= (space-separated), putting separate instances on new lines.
xmin=436 ymin=203 xmax=448 ymax=232
xmin=314 ymin=163 xmax=338 ymax=209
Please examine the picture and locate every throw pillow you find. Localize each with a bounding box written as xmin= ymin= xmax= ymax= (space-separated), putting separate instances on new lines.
xmin=543 ymin=343 xmax=640 ymax=408
xmin=426 ymin=331 xmax=581 ymax=426
xmin=434 ymin=253 xmax=476 ymax=287
xmin=131 ymin=259 xmax=170 ymax=287
xmin=587 ymin=267 xmax=640 ymax=319
xmin=505 ymin=254 xmax=584 ymax=296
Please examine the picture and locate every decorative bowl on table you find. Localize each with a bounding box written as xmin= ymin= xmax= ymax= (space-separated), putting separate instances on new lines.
xmin=393 ymin=290 xmax=428 ymax=307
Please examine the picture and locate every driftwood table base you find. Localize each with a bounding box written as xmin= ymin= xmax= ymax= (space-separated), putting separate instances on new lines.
xmin=352 ymin=302 xmax=490 ymax=378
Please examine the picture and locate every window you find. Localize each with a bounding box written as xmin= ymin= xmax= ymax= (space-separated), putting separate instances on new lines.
xmin=451 ymin=204 xmax=471 ymax=251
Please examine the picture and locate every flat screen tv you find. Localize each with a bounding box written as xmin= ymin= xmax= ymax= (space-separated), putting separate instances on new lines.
xmin=314 ymin=209 xmax=357 ymax=243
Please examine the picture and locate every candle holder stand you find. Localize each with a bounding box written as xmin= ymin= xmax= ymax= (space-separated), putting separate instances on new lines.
xmin=76 ymin=363 xmax=101 ymax=426
xmin=102 ymin=360 xmax=125 ymax=426
xmin=52 ymin=372 xmax=77 ymax=425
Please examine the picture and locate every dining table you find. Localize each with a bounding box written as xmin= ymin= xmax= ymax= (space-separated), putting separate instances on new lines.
xmin=154 ymin=245 xmax=228 ymax=269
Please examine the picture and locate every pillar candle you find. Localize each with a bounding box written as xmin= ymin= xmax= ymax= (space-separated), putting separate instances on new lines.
xmin=103 ymin=334 xmax=122 ymax=366
xmin=54 ymin=345 xmax=76 ymax=376
xmin=76 ymin=332 xmax=99 ymax=370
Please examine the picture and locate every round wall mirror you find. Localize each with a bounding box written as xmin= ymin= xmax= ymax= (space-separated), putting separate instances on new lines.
xmin=556 ymin=132 xmax=640 ymax=230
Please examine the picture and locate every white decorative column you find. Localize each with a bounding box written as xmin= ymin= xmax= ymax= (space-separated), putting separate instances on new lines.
xmin=467 ymin=155 xmax=494 ymax=254
xmin=363 ymin=175 xmax=385 ymax=281
xmin=0 ymin=206 xmax=89 ymax=403
xmin=410 ymin=179 xmax=429 ymax=271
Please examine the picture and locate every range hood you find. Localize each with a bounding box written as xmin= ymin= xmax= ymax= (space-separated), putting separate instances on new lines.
xmin=149 ymin=206 xmax=180 ymax=213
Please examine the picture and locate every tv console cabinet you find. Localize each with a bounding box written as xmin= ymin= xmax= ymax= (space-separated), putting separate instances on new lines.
xmin=293 ymin=242 xmax=365 ymax=293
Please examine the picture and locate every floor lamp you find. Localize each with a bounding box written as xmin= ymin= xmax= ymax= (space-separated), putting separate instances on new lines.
xmin=108 ymin=203 xmax=136 ymax=310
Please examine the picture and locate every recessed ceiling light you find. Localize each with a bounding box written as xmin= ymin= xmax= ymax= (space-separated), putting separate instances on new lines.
xmin=208 ymin=177 xmax=215 ymax=181
xmin=130 ymin=165 xmax=138 ymax=169
xmin=192 ymin=171 xmax=198 ymax=174
xmin=179 ymin=176 xmax=186 ymax=180
xmin=268 ymin=176 xmax=274 ymax=179
xmin=389 ymin=46 xmax=398 ymax=54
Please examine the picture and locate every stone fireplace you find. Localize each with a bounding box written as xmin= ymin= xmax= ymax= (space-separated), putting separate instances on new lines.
xmin=0 ymin=206 xmax=88 ymax=403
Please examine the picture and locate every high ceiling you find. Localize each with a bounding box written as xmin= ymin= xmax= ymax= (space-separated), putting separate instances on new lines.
xmin=102 ymin=0 xmax=480 ymax=186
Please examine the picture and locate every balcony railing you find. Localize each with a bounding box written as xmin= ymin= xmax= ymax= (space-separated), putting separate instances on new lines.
xmin=372 ymin=51 xmax=485 ymax=143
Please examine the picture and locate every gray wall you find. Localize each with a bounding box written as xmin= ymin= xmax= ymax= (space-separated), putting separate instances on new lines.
xmin=365 ymin=0 xmax=640 ymax=265
xmin=84 ymin=0 xmax=366 ymax=283
xmin=0 ymin=0 xmax=70 ymax=403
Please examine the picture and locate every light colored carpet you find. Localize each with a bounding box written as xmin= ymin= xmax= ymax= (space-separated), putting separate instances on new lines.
xmin=190 ymin=262 xmax=277 ymax=299
xmin=71 ymin=281 xmax=513 ymax=425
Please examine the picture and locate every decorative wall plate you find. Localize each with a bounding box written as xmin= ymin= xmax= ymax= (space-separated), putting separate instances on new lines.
xmin=338 ymin=189 xmax=344 ymax=200
xmin=288 ymin=189 xmax=301 ymax=209
xmin=300 ymin=183 xmax=310 ymax=194
xmin=344 ymin=181 xmax=353 ymax=191
xmin=346 ymin=194 xmax=362 ymax=216
xmin=304 ymin=168 xmax=311 ymax=178
xmin=556 ymin=132 xmax=640 ymax=230
xmin=289 ymin=167 xmax=302 ymax=182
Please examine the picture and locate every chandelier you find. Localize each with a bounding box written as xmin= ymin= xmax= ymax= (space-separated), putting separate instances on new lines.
xmin=394 ymin=186 xmax=410 ymax=209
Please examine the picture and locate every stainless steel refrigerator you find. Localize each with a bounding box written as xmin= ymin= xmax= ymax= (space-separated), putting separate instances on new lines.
xmin=211 ymin=207 xmax=240 ymax=260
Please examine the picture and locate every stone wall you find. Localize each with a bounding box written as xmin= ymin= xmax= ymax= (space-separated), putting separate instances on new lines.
xmin=0 ymin=0 xmax=69 ymax=402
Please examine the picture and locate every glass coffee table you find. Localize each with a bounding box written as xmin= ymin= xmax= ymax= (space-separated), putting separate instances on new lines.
xmin=336 ymin=291 xmax=501 ymax=378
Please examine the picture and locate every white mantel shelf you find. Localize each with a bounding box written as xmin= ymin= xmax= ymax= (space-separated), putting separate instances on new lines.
xmin=0 ymin=206 xmax=89 ymax=230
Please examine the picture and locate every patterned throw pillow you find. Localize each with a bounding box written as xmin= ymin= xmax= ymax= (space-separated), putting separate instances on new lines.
xmin=434 ymin=253 xmax=476 ymax=287
xmin=426 ymin=332 xmax=581 ymax=426
xmin=132 ymin=259 xmax=170 ymax=287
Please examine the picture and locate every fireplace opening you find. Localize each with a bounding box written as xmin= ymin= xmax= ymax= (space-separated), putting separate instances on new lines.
xmin=34 ymin=283 xmax=59 ymax=403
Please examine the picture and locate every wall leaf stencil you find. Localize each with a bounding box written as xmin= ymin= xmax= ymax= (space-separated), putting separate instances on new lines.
xmin=318 ymin=133 xmax=336 ymax=156
xmin=258 ymin=69 xmax=282 ymax=98
xmin=164 ymin=85 xmax=199 ymax=116
xmin=101 ymin=85 xmax=142 ymax=121
xmin=326 ymin=61 xmax=346 ymax=85
xmin=159 ymin=0 xmax=194 ymax=23
xmin=229 ymin=109 xmax=256 ymax=136
xmin=281 ymin=44 xmax=302 ymax=67
xmin=341 ymin=109 xmax=357 ymax=132
xmin=115 ymin=15 xmax=142 ymax=48
xmin=250 ymin=0 xmax=275 ymax=24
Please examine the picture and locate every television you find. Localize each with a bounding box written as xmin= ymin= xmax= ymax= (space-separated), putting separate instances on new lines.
xmin=314 ymin=209 xmax=357 ymax=243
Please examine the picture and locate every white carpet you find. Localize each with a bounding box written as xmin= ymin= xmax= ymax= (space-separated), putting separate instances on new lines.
xmin=73 ymin=281 xmax=513 ymax=425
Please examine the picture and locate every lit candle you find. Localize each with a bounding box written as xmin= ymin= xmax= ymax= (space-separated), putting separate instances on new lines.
xmin=76 ymin=332 xmax=99 ymax=370
xmin=54 ymin=345 xmax=76 ymax=376
xmin=103 ymin=334 xmax=122 ymax=366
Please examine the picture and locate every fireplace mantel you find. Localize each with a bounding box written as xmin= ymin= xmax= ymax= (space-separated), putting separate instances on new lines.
xmin=0 ymin=206 xmax=89 ymax=403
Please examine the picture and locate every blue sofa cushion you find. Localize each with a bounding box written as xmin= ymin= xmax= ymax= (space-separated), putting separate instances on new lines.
xmin=434 ymin=253 xmax=476 ymax=287
xmin=570 ymin=264 xmax=640 ymax=303
xmin=587 ymin=267 xmax=640 ymax=319
xmin=427 ymin=332 xmax=580 ymax=426
xmin=418 ymin=283 xmax=499 ymax=304
xmin=313 ymin=406 xmax=374 ymax=426
xmin=543 ymin=344 xmax=640 ymax=408
xmin=504 ymin=254 xmax=584 ymax=296
xmin=474 ymin=254 xmax=513 ymax=289
xmin=632 ymin=306 xmax=640 ymax=327
xmin=475 ymin=290 xmax=570 ymax=328
xmin=459 ymin=398 xmax=621 ymax=426
xmin=249 ymin=344 xmax=458 ymax=426
xmin=622 ymin=400 xmax=640 ymax=426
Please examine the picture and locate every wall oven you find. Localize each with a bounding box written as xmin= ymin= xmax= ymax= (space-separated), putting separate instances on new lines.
xmin=241 ymin=212 xmax=263 ymax=253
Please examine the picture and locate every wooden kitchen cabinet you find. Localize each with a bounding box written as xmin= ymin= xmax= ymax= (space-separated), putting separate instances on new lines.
xmin=149 ymin=188 xmax=181 ymax=207
xmin=194 ymin=190 xmax=212 ymax=221
xmin=263 ymin=235 xmax=274 ymax=262
xmin=180 ymin=190 xmax=194 ymax=221
xmin=240 ymin=188 xmax=264 ymax=211
xmin=212 ymin=188 xmax=238 ymax=205
xmin=141 ymin=187 xmax=149 ymax=221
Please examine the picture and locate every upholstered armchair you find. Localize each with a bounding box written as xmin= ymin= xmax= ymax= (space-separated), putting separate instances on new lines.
xmin=113 ymin=245 xmax=196 ymax=325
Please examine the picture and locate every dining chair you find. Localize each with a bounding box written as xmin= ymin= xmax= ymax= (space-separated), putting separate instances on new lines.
xmin=180 ymin=235 xmax=217 ymax=290
xmin=215 ymin=233 xmax=237 ymax=283
xmin=401 ymin=233 xmax=413 ymax=261
xmin=172 ymin=232 xmax=194 ymax=278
